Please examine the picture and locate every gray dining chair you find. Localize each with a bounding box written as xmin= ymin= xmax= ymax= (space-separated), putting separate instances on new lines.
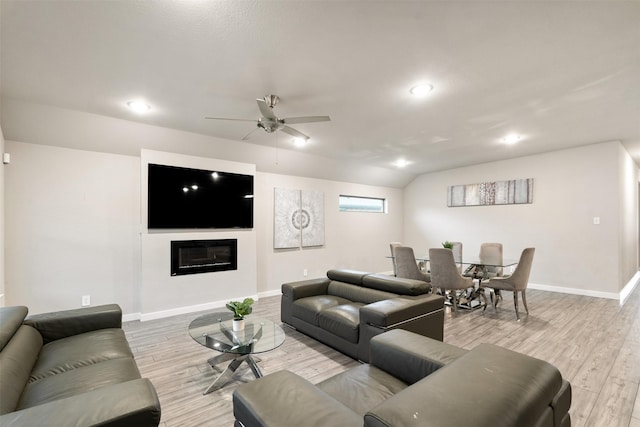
xmin=429 ymin=248 xmax=473 ymax=314
xmin=479 ymin=243 xmax=504 ymax=278
xmin=394 ymin=246 xmax=431 ymax=283
xmin=389 ymin=242 xmax=402 ymax=276
xmin=451 ymin=241 xmax=463 ymax=273
xmin=481 ymin=247 xmax=535 ymax=321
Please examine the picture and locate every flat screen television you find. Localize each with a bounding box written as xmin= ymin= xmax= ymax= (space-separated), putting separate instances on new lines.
xmin=147 ymin=163 xmax=254 ymax=229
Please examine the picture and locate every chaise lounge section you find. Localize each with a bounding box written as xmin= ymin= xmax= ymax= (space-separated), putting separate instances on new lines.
xmin=281 ymin=269 xmax=444 ymax=362
xmin=233 ymin=329 xmax=572 ymax=427
xmin=0 ymin=304 xmax=161 ymax=427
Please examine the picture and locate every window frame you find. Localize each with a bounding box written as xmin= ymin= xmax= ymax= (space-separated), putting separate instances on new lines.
xmin=338 ymin=195 xmax=387 ymax=213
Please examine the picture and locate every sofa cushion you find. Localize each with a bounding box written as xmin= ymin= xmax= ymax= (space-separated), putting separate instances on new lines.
xmin=363 ymin=274 xmax=430 ymax=296
xmin=292 ymin=295 xmax=352 ymax=326
xmin=0 ymin=325 xmax=43 ymax=415
xmin=328 ymin=281 xmax=397 ymax=305
xmin=318 ymin=303 xmax=364 ymax=343
xmin=29 ymin=328 xmax=133 ymax=382
xmin=317 ymin=364 xmax=408 ymax=416
xmin=17 ymin=357 xmax=142 ymax=410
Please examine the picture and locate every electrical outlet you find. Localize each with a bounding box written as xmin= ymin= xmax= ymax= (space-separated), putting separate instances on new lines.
xmin=303 ymin=269 xmax=308 ymax=277
xmin=82 ymin=295 xmax=91 ymax=306
xmin=593 ymin=217 xmax=600 ymax=225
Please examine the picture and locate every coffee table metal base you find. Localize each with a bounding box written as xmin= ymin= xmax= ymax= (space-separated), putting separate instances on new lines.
xmin=203 ymin=353 xmax=263 ymax=395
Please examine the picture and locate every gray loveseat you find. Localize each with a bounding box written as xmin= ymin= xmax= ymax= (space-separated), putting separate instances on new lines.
xmin=0 ymin=304 xmax=161 ymax=426
xmin=281 ymin=269 xmax=444 ymax=362
xmin=233 ymin=329 xmax=572 ymax=427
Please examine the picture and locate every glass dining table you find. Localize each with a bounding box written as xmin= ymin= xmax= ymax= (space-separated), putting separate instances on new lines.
xmin=416 ymin=255 xmax=520 ymax=310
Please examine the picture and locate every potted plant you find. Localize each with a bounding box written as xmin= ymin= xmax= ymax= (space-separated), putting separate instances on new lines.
xmin=442 ymin=241 xmax=454 ymax=249
xmin=226 ymin=298 xmax=254 ymax=331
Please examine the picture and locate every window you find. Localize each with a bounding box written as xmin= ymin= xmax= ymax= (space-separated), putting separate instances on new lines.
xmin=339 ymin=195 xmax=386 ymax=213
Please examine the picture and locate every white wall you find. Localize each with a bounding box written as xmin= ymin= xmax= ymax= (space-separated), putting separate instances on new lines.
xmin=404 ymin=141 xmax=635 ymax=298
xmin=5 ymin=141 xmax=140 ymax=314
xmin=139 ymin=150 xmax=257 ymax=320
xmin=0 ymin=126 xmax=5 ymax=306
xmin=4 ymin=140 xmax=402 ymax=318
xmin=255 ymin=173 xmax=403 ymax=293
xmin=618 ymin=144 xmax=640 ymax=290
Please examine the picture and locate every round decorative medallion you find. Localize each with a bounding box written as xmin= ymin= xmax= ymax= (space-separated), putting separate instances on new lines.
xmin=291 ymin=209 xmax=311 ymax=230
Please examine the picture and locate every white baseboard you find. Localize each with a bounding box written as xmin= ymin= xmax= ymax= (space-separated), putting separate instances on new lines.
xmin=258 ymin=289 xmax=282 ymax=298
xmin=134 ymin=294 xmax=260 ymax=322
xmin=528 ymin=278 xmax=639 ymax=304
xmin=124 ymin=272 xmax=640 ymax=322
xmin=528 ymin=283 xmax=618 ymax=300
xmin=122 ymin=313 xmax=141 ymax=322
xmin=620 ymin=271 xmax=640 ymax=306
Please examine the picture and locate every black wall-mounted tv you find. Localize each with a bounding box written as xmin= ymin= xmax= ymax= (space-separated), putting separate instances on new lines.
xmin=147 ymin=163 xmax=254 ymax=229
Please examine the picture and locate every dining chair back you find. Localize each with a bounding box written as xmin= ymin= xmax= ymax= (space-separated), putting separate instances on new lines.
xmin=429 ymin=248 xmax=473 ymax=313
xmin=394 ymin=246 xmax=431 ymax=283
xmin=482 ymin=247 xmax=535 ymax=321
xmin=389 ymin=242 xmax=402 ymax=276
xmin=479 ymin=242 xmax=503 ymax=278
xmin=451 ymin=242 xmax=463 ymax=272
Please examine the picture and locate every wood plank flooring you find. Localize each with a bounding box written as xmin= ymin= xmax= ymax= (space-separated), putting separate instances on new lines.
xmin=124 ymin=284 xmax=640 ymax=427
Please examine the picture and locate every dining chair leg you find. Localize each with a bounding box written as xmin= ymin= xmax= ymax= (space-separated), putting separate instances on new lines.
xmin=513 ymin=291 xmax=520 ymax=321
xmin=521 ymin=290 xmax=529 ymax=314
xmin=481 ymin=289 xmax=489 ymax=313
xmin=452 ymin=293 xmax=458 ymax=314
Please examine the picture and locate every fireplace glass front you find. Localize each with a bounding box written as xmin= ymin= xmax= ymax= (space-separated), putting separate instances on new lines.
xmin=171 ymin=239 xmax=237 ymax=276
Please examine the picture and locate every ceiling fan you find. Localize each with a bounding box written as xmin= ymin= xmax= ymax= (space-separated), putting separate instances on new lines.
xmin=205 ymin=95 xmax=330 ymax=141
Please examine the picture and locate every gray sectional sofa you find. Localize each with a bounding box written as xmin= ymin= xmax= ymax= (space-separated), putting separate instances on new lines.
xmin=281 ymin=269 xmax=444 ymax=362
xmin=0 ymin=304 xmax=161 ymax=426
xmin=233 ymin=329 xmax=572 ymax=427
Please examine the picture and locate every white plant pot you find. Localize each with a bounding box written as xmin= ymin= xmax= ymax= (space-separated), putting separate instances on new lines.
xmin=232 ymin=319 xmax=245 ymax=331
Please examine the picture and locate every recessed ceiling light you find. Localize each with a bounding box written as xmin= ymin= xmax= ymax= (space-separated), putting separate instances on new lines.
xmin=292 ymin=137 xmax=308 ymax=147
xmin=502 ymin=134 xmax=522 ymax=144
xmin=410 ymin=84 xmax=434 ymax=97
xmin=394 ymin=159 xmax=410 ymax=168
xmin=126 ymin=100 xmax=151 ymax=113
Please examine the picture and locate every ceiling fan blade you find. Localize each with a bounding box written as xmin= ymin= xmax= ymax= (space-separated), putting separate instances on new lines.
xmin=280 ymin=125 xmax=310 ymax=140
xmin=281 ymin=116 xmax=331 ymax=125
xmin=256 ymin=98 xmax=277 ymax=120
xmin=205 ymin=117 xmax=257 ymax=122
xmin=241 ymin=126 xmax=261 ymax=141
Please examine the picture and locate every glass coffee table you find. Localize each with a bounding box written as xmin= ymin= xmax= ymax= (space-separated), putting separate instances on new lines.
xmin=188 ymin=311 xmax=286 ymax=394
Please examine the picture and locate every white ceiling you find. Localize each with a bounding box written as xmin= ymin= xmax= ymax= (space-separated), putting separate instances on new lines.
xmin=1 ymin=1 xmax=639 ymax=185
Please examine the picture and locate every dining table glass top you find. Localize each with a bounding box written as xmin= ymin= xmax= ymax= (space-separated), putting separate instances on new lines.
xmin=414 ymin=256 xmax=519 ymax=268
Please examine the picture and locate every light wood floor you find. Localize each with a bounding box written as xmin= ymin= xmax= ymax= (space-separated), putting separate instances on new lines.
xmin=124 ymin=284 xmax=640 ymax=427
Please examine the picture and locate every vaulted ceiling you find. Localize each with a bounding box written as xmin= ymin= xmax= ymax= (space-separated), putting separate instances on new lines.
xmin=2 ymin=1 xmax=639 ymax=187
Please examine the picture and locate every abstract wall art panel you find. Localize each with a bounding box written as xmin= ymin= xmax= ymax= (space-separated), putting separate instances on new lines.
xmin=301 ymin=190 xmax=325 ymax=247
xmin=447 ymin=179 xmax=533 ymax=207
xmin=274 ymin=188 xmax=301 ymax=249
xmin=274 ymin=188 xmax=325 ymax=249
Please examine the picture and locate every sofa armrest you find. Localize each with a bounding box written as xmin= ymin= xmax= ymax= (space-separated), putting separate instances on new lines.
xmin=24 ymin=304 xmax=122 ymax=343
xmin=281 ymin=278 xmax=330 ymax=302
xmin=0 ymin=378 xmax=161 ymax=427
xmin=365 ymin=343 xmax=565 ymax=427
xmin=233 ymin=370 xmax=361 ymax=427
xmin=369 ymin=329 xmax=467 ymax=384
xmin=360 ymin=295 xmax=443 ymax=328
xmin=281 ymin=279 xmax=331 ymax=325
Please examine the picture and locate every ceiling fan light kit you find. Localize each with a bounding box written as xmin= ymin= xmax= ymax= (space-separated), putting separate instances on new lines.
xmin=206 ymin=94 xmax=330 ymax=142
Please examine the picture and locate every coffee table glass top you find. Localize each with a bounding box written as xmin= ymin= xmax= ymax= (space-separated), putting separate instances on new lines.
xmin=188 ymin=311 xmax=285 ymax=355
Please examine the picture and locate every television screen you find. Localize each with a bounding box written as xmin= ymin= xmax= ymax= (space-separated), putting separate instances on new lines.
xmin=147 ymin=163 xmax=254 ymax=229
